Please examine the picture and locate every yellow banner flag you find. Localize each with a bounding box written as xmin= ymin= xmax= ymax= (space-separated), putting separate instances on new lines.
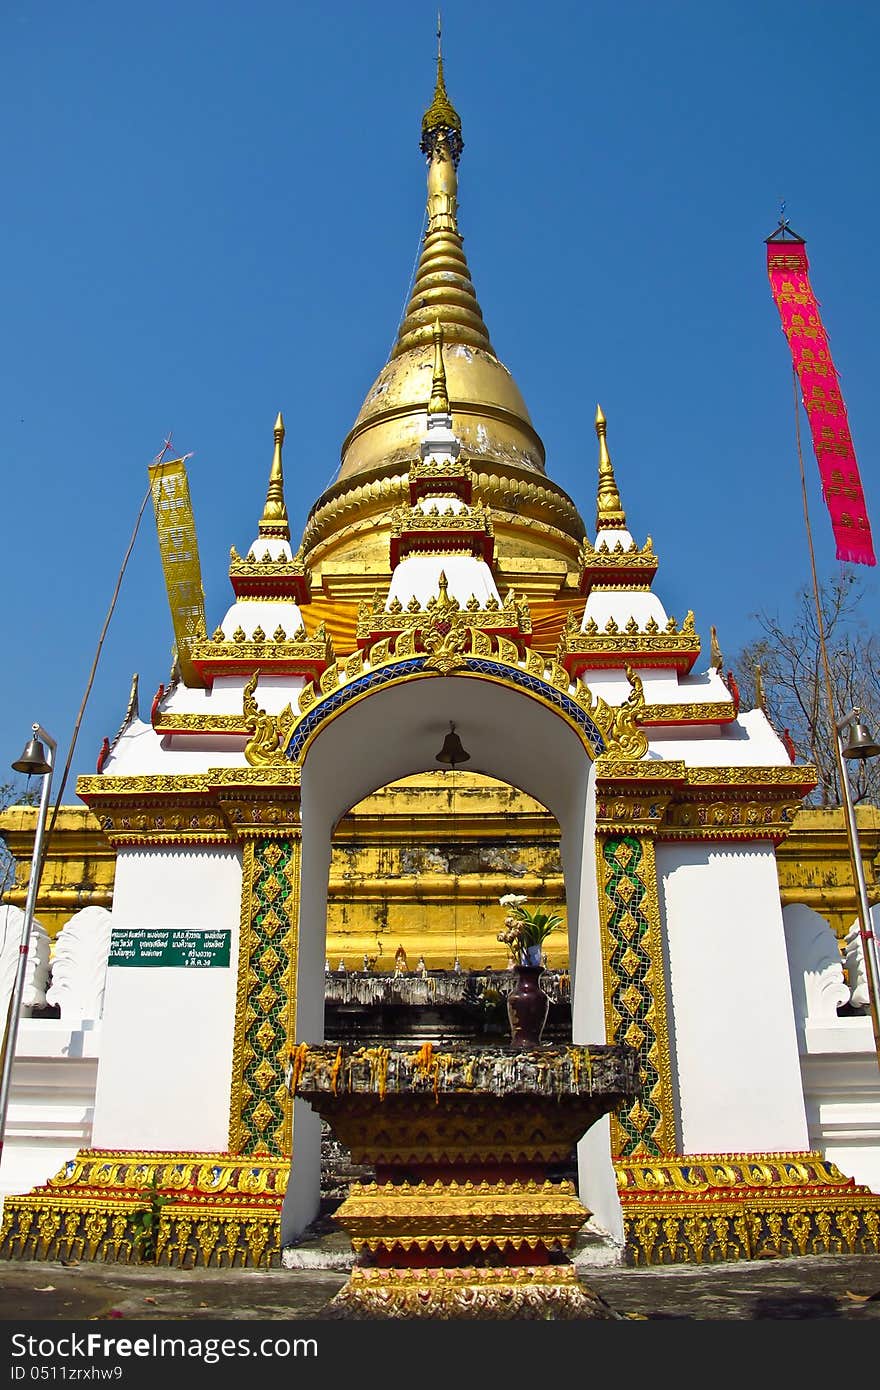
xmin=148 ymin=456 xmax=207 ymax=686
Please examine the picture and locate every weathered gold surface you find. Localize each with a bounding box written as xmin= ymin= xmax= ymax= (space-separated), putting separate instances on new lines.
xmin=0 ymin=805 xmax=114 ymax=937
xmin=9 ymin=783 xmax=860 ymax=964
xmin=289 ymin=1042 xmax=636 ymax=1166
xmin=776 ymin=806 xmax=880 ymax=936
xmin=326 ymin=1264 xmax=618 ymax=1320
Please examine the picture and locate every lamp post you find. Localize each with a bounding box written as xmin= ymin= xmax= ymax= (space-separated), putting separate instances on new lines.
xmin=0 ymin=724 xmax=56 ymax=1169
xmin=835 ymin=708 xmax=880 ymax=1069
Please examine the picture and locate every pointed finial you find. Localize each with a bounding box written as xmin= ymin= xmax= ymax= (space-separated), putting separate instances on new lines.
xmin=421 ymin=15 xmax=462 ymax=165
xmin=124 ymin=673 xmax=140 ymax=726
xmin=595 ymin=405 xmax=627 ymax=531
xmin=428 ymin=318 xmax=450 ymax=416
xmin=259 ymin=410 xmax=290 ymax=540
xmin=754 ymin=661 xmax=767 ymax=711
xmin=710 ymin=625 xmax=724 ymax=672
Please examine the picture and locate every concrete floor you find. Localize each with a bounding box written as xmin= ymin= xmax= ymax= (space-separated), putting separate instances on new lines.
xmin=0 ymin=1247 xmax=878 ymax=1322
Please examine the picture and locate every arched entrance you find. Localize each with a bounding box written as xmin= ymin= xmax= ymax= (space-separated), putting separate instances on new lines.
xmin=281 ymin=663 xmax=620 ymax=1242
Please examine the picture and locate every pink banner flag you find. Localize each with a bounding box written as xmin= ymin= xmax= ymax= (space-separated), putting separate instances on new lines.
xmin=767 ymin=237 xmax=875 ymax=566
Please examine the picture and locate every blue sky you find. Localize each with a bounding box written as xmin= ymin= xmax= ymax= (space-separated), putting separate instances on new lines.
xmin=2 ymin=1 xmax=879 ymax=793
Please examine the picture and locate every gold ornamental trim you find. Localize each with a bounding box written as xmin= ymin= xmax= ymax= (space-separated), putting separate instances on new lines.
xmin=335 ymin=1177 xmax=588 ymax=1252
xmin=390 ymin=501 xmax=493 ymax=535
xmin=190 ymin=630 xmax=333 ymax=682
xmin=302 ymin=459 xmax=585 ymax=562
xmin=356 ymin=572 xmax=531 ymax=645
xmin=229 ymin=835 xmax=300 ymax=1156
xmin=640 ymin=701 xmax=736 ymax=726
xmin=598 ymin=835 xmax=676 ymax=1158
xmin=152 ymin=713 xmax=252 ymax=735
xmin=0 ymin=1149 xmax=289 ymax=1268
xmin=327 ymin=1263 xmax=615 ymax=1320
xmin=594 ymin=762 xmax=816 ymax=844
xmin=558 ymin=609 xmax=702 ymax=672
xmin=614 ymin=1152 xmax=880 ymax=1264
xmin=578 ymin=535 xmax=659 ymax=594
xmin=76 ymin=767 xmax=302 ymax=848
xmin=684 ymin=765 xmax=817 ymax=788
xmin=615 ymin=1151 xmax=863 ymax=1193
xmin=287 ymin=629 xmax=612 ymax=766
xmin=228 ymin=544 xmax=311 ymax=601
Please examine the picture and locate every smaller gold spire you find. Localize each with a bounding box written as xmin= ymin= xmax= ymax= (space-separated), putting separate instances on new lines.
xmin=428 ymin=318 xmax=450 ymax=416
xmin=710 ymin=625 xmax=724 ymax=673
xmin=258 ymin=411 xmax=290 ymax=540
xmin=754 ymin=661 xmax=767 ymax=711
xmin=595 ymin=405 xmax=627 ymax=531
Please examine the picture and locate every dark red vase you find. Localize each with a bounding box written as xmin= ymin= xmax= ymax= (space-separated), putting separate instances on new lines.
xmin=506 ymin=965 xmax=550 ymax=1049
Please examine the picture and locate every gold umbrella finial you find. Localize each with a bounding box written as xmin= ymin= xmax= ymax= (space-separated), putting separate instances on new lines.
xmin=595 ymin=404 xmax=627 ymax=532
xmin=259 ymin=411 xmax=290 ymax=539
xmin=421 ymin=13 xmax=462 ymax=165
xmin=428 ymin=318 xmax=450 ymax=416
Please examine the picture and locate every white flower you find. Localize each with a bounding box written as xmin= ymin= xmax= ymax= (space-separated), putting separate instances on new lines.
xmin=499 ymin=893 xmax=528 ymax=907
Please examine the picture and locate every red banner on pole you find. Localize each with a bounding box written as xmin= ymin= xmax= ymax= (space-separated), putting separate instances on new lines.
xmin=767 ymin=238 xmax=875 ymax=566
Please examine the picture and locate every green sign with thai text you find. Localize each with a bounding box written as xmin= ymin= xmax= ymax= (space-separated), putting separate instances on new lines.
xmin=108 ymin=928 xmax=231 ymax=968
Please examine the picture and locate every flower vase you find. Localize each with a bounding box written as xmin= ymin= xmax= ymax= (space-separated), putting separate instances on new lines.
xmin=506 ymin=963 xmax=549 ymax=1049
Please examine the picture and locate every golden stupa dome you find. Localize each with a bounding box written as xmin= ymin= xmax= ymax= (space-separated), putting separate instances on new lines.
xmin=337 ymin=53 xmax=546 ymax=483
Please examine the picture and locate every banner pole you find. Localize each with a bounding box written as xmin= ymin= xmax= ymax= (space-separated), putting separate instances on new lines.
xmin=790 ymin=364 xmax=880 ymax=1071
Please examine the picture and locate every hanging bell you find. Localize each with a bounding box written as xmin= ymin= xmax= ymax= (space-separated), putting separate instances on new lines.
xmin=12 ymin=735 xmax=51 ymax=777
xmin=435 ymin=721 xmax=470 ymax=766
xmin=842 ymin=721 xmax=880 ymax=761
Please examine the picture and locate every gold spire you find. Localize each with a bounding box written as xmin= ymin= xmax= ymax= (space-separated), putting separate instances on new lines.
xmin=335 ymin=39 xmax=545 ymax=483
xmin=421 ymin=17 xmax=462 ymax=164
xmin=428 ymin=318 xmax=450 ymax=416
xmin=258 ymin=411 xmax=290 ymax=540
xmin=391 ymin=34 xmax=490 ymax=359
xmin=754 ymin=661 xmax=767 ymax=711
xmin=595 ymin=405 xmax=627 ymax=532
xmin=710 ymin=625 xmax=724 ymax=673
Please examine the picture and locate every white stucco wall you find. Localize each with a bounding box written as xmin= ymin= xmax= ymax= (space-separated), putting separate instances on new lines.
xmin=90 ymin=846 xmax=242 ymax=1152
xmin=656 ymin=842 xmax=810 ymax=1153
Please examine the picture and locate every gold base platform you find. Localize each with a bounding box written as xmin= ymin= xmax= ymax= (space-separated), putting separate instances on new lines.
xmin=0 ymin=1150 xmax=289 ymax=1268
xmin=616 ymin=1152 xmax=880 ymax=1264
xmin=324 ymin=1264 xmax=619 ymax=1319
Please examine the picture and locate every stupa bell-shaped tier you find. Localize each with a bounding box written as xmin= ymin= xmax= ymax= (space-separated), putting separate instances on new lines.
xmin=358 ymin=327 xmax=531 ymax=650
xmin=338 ymin=54 xmax=544 ymax=484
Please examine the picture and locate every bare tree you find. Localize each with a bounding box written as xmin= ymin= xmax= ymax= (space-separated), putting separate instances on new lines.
xmin=736 ymin=575 xmax=880 ymax=807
